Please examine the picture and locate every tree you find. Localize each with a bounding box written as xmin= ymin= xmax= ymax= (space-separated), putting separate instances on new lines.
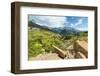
xmin=28 ymin=21 xmax=33 ymax=29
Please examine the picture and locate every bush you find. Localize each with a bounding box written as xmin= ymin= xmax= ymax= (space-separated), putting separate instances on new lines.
xmin=64 ymin=35 xmax=73 ymax=40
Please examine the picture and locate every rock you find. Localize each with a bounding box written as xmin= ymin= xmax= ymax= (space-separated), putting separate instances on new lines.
xmin=65 ymin=50 xmax=75 ymax=59
xmin=52 ymin=45 xmax=66 ymax=59
xmin=75 ymin=52 xmax=86 ymax=59
xmin=74 ymin=40 xmax=88 ymax=58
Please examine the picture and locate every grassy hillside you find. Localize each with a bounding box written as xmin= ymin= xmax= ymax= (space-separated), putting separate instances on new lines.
xmin=28 ymin=27 xmax=63 ymax=58
xmin=28 ymin=27 xmax=88 ymax=58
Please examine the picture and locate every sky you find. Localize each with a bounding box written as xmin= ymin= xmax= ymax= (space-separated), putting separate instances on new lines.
xmin=28 ymin=15 xmax=88 ymax=31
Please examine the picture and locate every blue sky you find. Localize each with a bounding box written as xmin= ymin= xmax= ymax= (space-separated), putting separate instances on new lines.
xmin=28 ymin=15 xmax=88 ymax=31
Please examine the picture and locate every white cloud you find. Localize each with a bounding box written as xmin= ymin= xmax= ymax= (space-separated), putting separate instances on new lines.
xmin=75 ymin=19 xmax=83 ymax=26
xmin=30 ymin=16 xmax=66 ymax=28
xmin=73 ymin=18 xmax=88 ymax=31
xmin=70 ymin=23 xmax=74 ymax=27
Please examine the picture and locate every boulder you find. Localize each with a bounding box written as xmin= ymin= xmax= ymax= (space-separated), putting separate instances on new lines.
xmin=74 ymin=40 xmax=88 ymax=58
xmin=52 ymin=45 xmax=66 ymax=59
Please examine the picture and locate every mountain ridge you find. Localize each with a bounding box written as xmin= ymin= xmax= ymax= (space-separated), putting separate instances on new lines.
xmin=28 ymin=21 xmax=87 ymax=36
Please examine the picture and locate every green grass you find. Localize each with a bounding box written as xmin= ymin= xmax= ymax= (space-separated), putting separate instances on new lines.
xmin=28 ymin=27 xmax=64 ymax=58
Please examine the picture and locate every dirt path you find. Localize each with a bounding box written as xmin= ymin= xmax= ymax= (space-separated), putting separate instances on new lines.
xmin=29 ymin=50 xmax=75 ymax=61
xmin=29 ymin=53 xmax=62 ymax=60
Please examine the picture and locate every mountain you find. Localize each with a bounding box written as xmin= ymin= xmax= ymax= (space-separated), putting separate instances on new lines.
xmin=28 ymin=21 xmax=80 ymax=36
xmin=28 ymin=21 xmax=53 ymax=31
xmin=51 ymin=27 xmax=79 ymax=36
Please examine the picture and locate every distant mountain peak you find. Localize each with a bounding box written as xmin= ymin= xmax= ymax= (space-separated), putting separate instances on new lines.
xmin=28 ymin=21 xmax=80 ymax=36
